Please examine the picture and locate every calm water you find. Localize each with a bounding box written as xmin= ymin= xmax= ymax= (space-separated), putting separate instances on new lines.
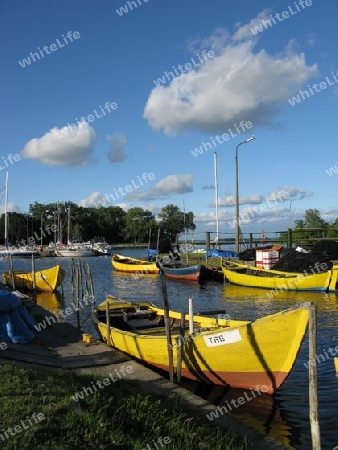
xmin=3 ymin=249 xmax=338 ymax=450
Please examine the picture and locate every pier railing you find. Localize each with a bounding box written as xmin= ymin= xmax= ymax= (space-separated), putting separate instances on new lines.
xmin=178 ymin=228 xmax=338 ymax=252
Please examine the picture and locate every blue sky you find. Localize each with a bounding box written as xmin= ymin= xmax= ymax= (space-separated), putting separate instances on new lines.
xmin=1 ymin=0 xmax=337 ymax=239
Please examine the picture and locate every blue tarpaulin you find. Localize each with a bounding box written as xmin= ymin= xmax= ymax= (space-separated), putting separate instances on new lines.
xmin=145 ymin=248 xmax=159 ymax=258
xmin=0 ymin=290 xmax=39 ymax=344
xmin=207 ymin=249 xmax=238 ymax=258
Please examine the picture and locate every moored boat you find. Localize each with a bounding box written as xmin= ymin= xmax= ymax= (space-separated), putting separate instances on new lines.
xmin=92 ymin=295 xmax=310 ymax=394
xmin=3 ymin=264 xmax=65 ymax=292
xmin=222 ymin=260 xmax=338 ymax=292
xmin=56 ymin=246 xmax=97 ymax=257
xmin=111 ymin=253 xmax=159 ymax=274
xmin=158 ymin=259 xmax=206 ymax=282
xmin=0 ymin=247 xmax=41 ymax=259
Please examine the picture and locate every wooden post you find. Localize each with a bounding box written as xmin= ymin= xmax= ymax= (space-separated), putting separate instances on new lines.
xmin=308 ymin=303 xmax=321 ymax=450
xmin=188 ymin=298 xmax=194 ymax=334
xmin=9 ymin=254 xmax=15 ymax=290
xmin=105 ymin=298 xmax=111 ymax=347
xmin=31 ymin=253 xmax=36 ymax=298
xmin=160 ymin=275 xmax=175 ymax=383
xmin=75 ymin=267 xmax=80 ymax=329
xmin=156 ymin=228 xmax=160 ymax=261
xmin=176 ymin=311 xmax=186 ymax=384
xmin=87 ymin=263 xmax=95 ymax=310
xmin=287 ymin=228 xmax=293 ymax=249
xmin=206 ymin=232 xmax=210 ymax=253
xmin=249 ymin=233 xmax=253 ymax=249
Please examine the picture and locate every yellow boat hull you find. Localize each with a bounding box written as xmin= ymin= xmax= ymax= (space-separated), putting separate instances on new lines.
xmin=222 ymin=260 xmax=338 ymax=292
xmin=94 ymin=297 xmax=309 ymax=394
xmin=335 ymin=357 xmax=338 ymax=376
xmin=3 ymin=265 xmax=65 ymax=292
xmin=111 ymin=253 xmax=159 ymax=274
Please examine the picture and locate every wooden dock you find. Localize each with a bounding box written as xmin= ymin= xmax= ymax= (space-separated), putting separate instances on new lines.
xmin=0 ymin=295 xmax=130 ymax=369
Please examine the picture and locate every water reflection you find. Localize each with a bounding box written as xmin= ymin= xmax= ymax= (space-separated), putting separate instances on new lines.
xmin=182 ymin=380 xmax=295 ymax=448
xmin=2 ymin=255 xmax=338 ymax=449
xmin=34 ymin=291 xmax=64 ymax=314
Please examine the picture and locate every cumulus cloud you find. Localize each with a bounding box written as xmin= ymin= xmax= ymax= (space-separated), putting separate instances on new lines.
xmin=125 ymin=174 xmax=194 ymax=201
xmin=266 ymin=186 xmax=313 ymax=201
xmin=21 ymin=121 xmax=96 ymax=166
xmin=78 ymin=191 xmax=129 ymax=210
xmin=216 ymin=194 xmax=263 ymax=207
xmin=78 ymin=192 xmax=107 ymax=208
xmin=0 ymin=202 xmax=21 ymax=214
xmin=107 ymin=134 xmax=128 ymax=163
xmin=232 ymin=10 xmax=272 ymax=41
xmin=143 ymin=15 xmax=318 ymax=135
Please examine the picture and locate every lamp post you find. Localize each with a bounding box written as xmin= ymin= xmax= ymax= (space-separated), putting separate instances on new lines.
xmin=235 ymin=135 xmax=256 ymax=254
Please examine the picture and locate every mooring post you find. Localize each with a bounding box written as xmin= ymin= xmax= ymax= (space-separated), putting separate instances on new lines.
xmin=9 ymin=254 xmax=15 ymax=290
xmin=160 ymin=275 xmax=175 ymax=383
xmin=31 ymin=253 xmax=36 ymax=299
xmin=308 ymin=303 xmax=321 ymax=450
xmin=176 ymin=311 xmax=186 ymax=384
xmin=105 ymin=298 xmax=111 ymax=347
xmin=188 ymin=298 xmax=194 ymax=334
xmin=205 ymin=232 xmax=210 ymax=253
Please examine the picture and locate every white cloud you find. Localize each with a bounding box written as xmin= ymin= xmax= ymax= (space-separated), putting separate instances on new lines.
xmin=78 ymin=192 xmax=106 ymax=208
xmin=0 ymin=202 xmax=21 ymax=214
xmin=78 ymin=191 xmax=130 ymax=210
xmin=232 ymin=10 xmax=271 ymax=41
xmin=143 ymin=17 xmax=318 ymax=135
xmin=107 ymin=134 xmax=128 ymax=163
xmin=126 ymin=174 xmax=194 ymax=201
xmin=266 ymin=186 xmax=313 ymax=201
xmin=217 ymin=194 xmax=263 ymax=207
xmin=21 ymin=121 xmax=96 ymax=166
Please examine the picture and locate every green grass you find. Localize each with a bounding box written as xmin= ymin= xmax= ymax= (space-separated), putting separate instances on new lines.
xmin=0 ymin=363 xmax=251 ymax=450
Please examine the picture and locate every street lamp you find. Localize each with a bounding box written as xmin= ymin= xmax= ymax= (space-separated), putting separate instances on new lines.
xmin=235 ymin=135 xmax=256 ymax=254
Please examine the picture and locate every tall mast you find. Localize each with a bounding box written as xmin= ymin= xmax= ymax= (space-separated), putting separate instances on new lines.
xmin=67 ymin=206 xmax=71 ymax=245
xmin=183 ymin=199 xmax=188 ymax=263
xmin=214 ymin=152 xmax=219 ymax=248
xmin=4 ymin=170 xmax=8 ymax=248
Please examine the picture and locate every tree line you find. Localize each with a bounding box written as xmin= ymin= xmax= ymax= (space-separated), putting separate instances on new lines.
xmin=0 ymin=202 xmax=196 ymax=249
xmin=283 ymin=208 xmax=338 ymax=241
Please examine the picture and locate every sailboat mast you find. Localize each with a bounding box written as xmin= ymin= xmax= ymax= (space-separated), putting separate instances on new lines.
xmin=214 ymin=152 xmax=219 ymax=248
xmin=4 ymin=170 xmax=8 ymax=248
xmin=183 ymin=200 xmax=188 ymax=263
xmin=67 ymin=206 xmax=71 ymax=245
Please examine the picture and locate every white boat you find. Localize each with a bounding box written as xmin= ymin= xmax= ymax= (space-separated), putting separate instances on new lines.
xmin=56 ymin=247 xmax=97 ymax=257
xmin=54 ymin=209 xmax=97 ymax=257
xmin=90 ymin=237 xmax=111 ymax=255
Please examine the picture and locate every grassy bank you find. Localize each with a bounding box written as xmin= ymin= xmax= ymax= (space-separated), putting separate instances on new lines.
xmin=0 ymin=363 xmax=251 ymax=450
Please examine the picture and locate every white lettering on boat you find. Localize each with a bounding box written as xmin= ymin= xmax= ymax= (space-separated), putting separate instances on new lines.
xmin=203 ymin=329 xmax=242 ymax=347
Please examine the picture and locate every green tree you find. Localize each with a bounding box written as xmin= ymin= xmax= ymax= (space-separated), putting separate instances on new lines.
xmin=158 ymin=204 xmax=196 ymax=243
xmin=293 ymin=209 xmax=328 ymax=243
xmin=122 ymin=207 xmax=156 ymax=243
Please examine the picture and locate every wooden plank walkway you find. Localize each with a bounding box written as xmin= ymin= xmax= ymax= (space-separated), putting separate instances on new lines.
xmin=0 ymin=295 xmax=130 ymax=369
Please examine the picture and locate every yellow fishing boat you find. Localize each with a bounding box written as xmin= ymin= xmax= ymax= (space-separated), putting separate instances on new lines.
xmin=92 ymin=295 xmax=310 ymax=394
xmin=3 ymin=265 xmax=65 ymax=292
xmin=335 ymin=357 xmax=338 ymax=376
xmin=111 ymin=253 xmax=159 ymax=274
xmin=222 ymin=260 xmax=338 ymax=292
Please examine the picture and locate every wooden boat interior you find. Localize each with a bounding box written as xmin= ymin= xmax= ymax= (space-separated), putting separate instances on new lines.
xmin=222 ymin=262 xmax=301 ymax=278
xmin=96 ymin=299 xmax=229 ymax=335
xmin=113 ymin=256 xmax=155 ymax=266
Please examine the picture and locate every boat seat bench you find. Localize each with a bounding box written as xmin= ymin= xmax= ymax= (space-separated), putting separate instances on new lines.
xmin=124 ymin=318 xmax=158 ymax=330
